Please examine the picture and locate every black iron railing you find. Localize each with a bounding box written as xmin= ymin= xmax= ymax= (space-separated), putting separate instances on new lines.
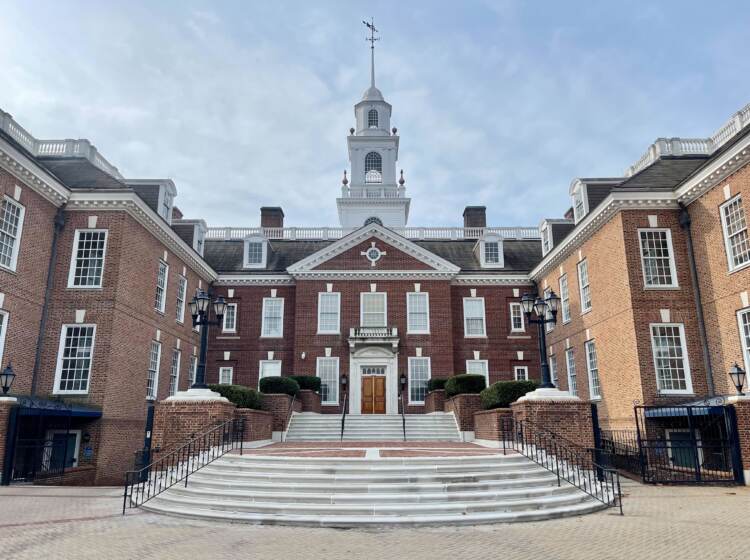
xmin=501 ymin=417 xmax=623 ymax=514
xmin=340 ymin=391 xmax=349 ymax=442
xmin=122 ymin=418 xmax=245 ymax=514
xmin=281 ymin=393 xmax=297 ymax=443
xmin=398 ymin=393 xmax=407 ymax=441
xmin=599 ymin=429 xmax=642 ymax=476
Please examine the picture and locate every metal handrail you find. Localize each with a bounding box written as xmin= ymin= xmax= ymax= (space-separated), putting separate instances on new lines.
xmin=122 ymin=418 xmax=244 ymax=514
xmin=281 ymin=393 xmax=297 ymax=443
xmin=501 ymin=417 xmax=623 ymax=514
xmin=340 ymin=391 xmax=349 ymax=442
xmin=399 ymin=393 xmax=407 ymax=442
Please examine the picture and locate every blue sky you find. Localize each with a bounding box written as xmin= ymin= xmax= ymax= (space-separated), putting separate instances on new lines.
xmin=1 ymin=1 xmax=749 ymax=227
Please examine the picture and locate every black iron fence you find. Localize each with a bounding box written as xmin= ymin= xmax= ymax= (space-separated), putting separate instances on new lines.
xmin=598 ymin=429 xmax=642 ymax=476
xmin=122 ymin=418 xmax=245 ymax=513
xmin=500 ymin=417 xmax=623 ymax=514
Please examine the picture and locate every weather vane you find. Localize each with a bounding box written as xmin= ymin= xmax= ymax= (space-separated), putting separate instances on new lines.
xmin=362 ymin=18 xmax=380 ymax=87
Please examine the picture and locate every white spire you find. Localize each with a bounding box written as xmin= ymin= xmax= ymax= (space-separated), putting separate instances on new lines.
xmin=363 ymin=18 xmax=379 ymax=90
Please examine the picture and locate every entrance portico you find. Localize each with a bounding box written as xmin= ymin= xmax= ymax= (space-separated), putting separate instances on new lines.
xmin=349 ymin=347 xmax=399 ymax=415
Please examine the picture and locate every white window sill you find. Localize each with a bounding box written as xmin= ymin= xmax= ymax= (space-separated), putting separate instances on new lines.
xmin=508 ymin=334 xmax=531 ymax=339
xmin=67 ymin=285 xmax=104 ymax=290
xmin=580 ymin=308 xmax=592 ymax=316
xmin=222 ymin=330 xmax=237 ymax=335
xmin=408 ymin=401 xmax=425 ymax=406
xmin=464 ymin=334 xmax=487 ymax=339
xmin=259 ymin=335 xmax=283 ymax=339
xmin=407 ymin=331 xmax=431 ymax=336
xmin=155 ymin=308 xmax=166 ymax=316
xmin=657 ymin=391 xmax=695 ymax=396
xmin=0 ymin=264 xmax=18 ymax=274
xmin=562 ymin=318 xmax=571 ymax=325
xmin=643 ymin=285 xmax=680 ymax=290
xmin=53 ymin=390 xmax=90 ymax=396
xmin=728 ymin=260 xmax=750 ymax=275
xmin=176 ymin=319 xmax=184 ymax=325
xmin=590 ymin=396 xmax=602 ymax=401
xmin=510 ymin=330 xmax=526 ymax=334
xmin=317 ymin=331 xmax=341 ymax=336
xmin=322 ymin=402 xmax=339 ymax=407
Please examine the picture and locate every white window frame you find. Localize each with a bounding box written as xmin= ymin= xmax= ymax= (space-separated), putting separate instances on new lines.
xmin=155 ymin=260 xmax=169 ymax=314
xmin=53 ymin=324 xmax=97 ymax=395
xmin=571 ymin=182 xmax=588 ymax=224
xmin=649 ymin=322 xmax=694 ymax=395
xmin=577 ymin=259 xmax=591 ymax=313
xmin=737 ymin=308 xmax=750 ymax=389
xmin=0 ymin=310 xmax=8 ymax=366
xmin=157 ymin=184 xmax=175 ymax=224
xmin=188 ymin=355 xmax=197 ymax=387
xmin=406 ymin=292 xmax=430 ymax=334
xmin=169 ymin=348 xmax=181 ymax=396
xmin=514 ymin=365 xmax=529 ymax=381
xmin=175 ymin=275 xmax=187 ymax=323
xmin=261 ymin=297 xmax=284 ymax=338
xmin=549 ymin=354 xmax=558 ymax=387
xmin=559 ymin=274 xmax=570 ymax=323
xmin=317 ymin=292 xmax=341 ymax=335
xmin=565 ymin=348 xmax=577 ymax=396
xmin=243 ymin=236 xmax=268 ymax=269
xmin=43 ymin=429 xmax=82 ymax=469
xmin=223 ymin=303 xmax=238 ymax=333
xmin=509 ymin=302 xmax=525 ymax=333
xmin=466 ymin=359 xmax=489 ymax=386
xmin=720 ymin=195 xmax=750 ymax=272
xmin=146 ymin=340 xmax=161 ymax=400
xmin=638 ymin=228 xmax=679 ymax=289
xmin=408 ymin=357 xmax=431 ymax=405
xmin=541 ymin=224 xmax=552 ymax=256
xmin=479 ymin=234 xmax=504 ymax=268
xmin=0 ymin=195 xmax=25 ymax=272
xmin=584 ymin=340 xmax=601 ymax=400
xmin=67 ymin=229 xmax=108 ymax=289
xmin=219 ymin=366 xmax=233 ymax=385
xmin=258 ymin=360 xmax=281 ymax=388
xmin=360 ymin=292 xmax=387 ymax=327
xmin=463 ymin=297 xmax=487 ymax=338
xmin=316 ymin=357 xmax=339 ymax=405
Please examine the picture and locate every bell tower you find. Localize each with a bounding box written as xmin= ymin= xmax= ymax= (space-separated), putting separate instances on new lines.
xmin=337 ymin=19 xmax=410 ymax=229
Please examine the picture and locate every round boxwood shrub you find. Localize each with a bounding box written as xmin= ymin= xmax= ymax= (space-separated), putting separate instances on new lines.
xmin=444 ymin=374 xmax=487 ymax=398
xmin=288 ymin=375 xmax=322 ymax=393
xmin=259 ymin=376 xmax=300 ymax=396
xmin=480 ymin=380 xmax=537 ymax=410
xmin=427 ymin=378 xmax=447 ymax=392
xmin=208 ymin=384 xmax=263 ymax=409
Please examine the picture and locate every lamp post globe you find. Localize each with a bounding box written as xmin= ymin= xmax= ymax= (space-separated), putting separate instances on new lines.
xmin=520 ymin=293 xmax=536 ymax=315
xmin=213 ymin=296 xmax=227 ymax=319
xmin=188 ymin=296 xmax=198 ymax=318
xmin=729 ymin=363 xmax=746 ymax=396
xmin=545 ymin=290 xmax=561 ymax=315
xmin=533 ymin=297 xmax=548 ymax=318
xmin=195 ymin=290 xmax=210 ymax=314
xmin=0 ymin=363 xmax=15 ymax=396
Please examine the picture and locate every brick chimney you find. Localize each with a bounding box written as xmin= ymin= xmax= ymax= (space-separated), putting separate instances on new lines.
xmin=260 ymin=207 xmax=284 ymax=228
xmin=463 ymin=206 xmax=487 ymax=229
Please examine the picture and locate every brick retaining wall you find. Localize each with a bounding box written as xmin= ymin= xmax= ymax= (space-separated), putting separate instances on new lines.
xmin=445 ymin=394 xmax=482 ymax=432
xmin=298 ymin=390 xmax=321 ymax=413
xmin=473 ymin=408 xmax=512 ymax=440
xmin=234 ymin=408 xmax=273 ymax=441
xmin=262 ymin=393 xmax=302 ymax=432
xmin=425 ymin=390 xmax=445 ymax=413
xmin=151 ymin=399 xmax=235 ymax=457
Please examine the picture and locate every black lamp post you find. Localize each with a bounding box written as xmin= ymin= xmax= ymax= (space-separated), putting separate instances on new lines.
xmin=729 ymin=363 xmax=746 ymax=396
xmin=0 ymin=363 xmax=15 ymax=396
xmin=188 ymin=290 xmax=226 ymax=389
xmin=521 ymin=291 xmax=560 ymax=389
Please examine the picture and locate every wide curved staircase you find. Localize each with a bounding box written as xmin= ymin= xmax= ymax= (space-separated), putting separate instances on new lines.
xmin=141 ymin=452 xmax=606 ymax=527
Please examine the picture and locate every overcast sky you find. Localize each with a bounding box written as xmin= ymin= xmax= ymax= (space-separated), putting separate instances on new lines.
xmin=1 ymin=1 xmax=749 ymax=227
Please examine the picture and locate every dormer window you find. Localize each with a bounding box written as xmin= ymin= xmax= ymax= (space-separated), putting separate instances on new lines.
xmin=478 ymin=234 xmax=504 ymax=268
xmin=541 ymin=224 xmax=552 ymax=256
xmin=243 ymin=236 xmax=268 ymax=269
xmin=571 ymin=181 xmax=588 ymax=223
xmin=368 ymin=109 xmax=379 ymax=128
xmin=157 ymin=183 xmax=177 ymax=224
xmin=365 ymin=152 xmax=382 ymax=184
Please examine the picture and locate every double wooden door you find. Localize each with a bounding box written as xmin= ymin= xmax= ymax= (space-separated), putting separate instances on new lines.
xmin=361 ymin=375 xmax=386 ymax=414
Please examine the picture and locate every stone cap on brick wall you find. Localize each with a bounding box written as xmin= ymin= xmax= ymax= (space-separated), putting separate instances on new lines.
xmin=516 ymin=388 xmax=581 ymax=402
xmin=164 ymin=388 xmax=230 ymax=403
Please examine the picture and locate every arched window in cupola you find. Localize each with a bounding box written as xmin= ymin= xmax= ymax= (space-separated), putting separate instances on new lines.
xmin=368 ymin=109 xmax=379 ymax=128
xmin=364 ymin=151 xmax=382 ymax=183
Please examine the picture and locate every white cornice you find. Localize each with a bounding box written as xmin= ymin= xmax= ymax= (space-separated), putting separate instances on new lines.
xmin=675 ymin=133 xmax=750 ymax=204
xmin=530 ymin=191 xmax=678 ymax=280
xmin=0 ymin=138 xmax=70 ymax=206
xmin=216 ymin=274 xmax=295 ymax=286
xmin=67 ymin=191 xmax=217 ymax=280
xmin=291 ymin=270 xmax=457 ymax=280
xmin=452 ymin=274 xmax=534 ymax=286
xmin=287 ymin=223 xmax=461 ymax=274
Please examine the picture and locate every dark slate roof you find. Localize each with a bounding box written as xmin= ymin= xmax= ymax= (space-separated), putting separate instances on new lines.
xmin=550 ymin=222 xmax=575 ymax=245
xmin=36 ymin=157 xmax=128 ymax=189
xmin=586 ymin=183 xmax=616 ymax=213
xmin=205 ymin=238 xmax=543 ymax=275
xmin=615 ymin=156 xmax=708 ymax=191
xmin=172 ymin=223 xmax=197 ymax=248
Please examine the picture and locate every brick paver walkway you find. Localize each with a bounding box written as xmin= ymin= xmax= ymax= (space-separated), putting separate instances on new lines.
xmin=1 ymin=481 xmax=748 ymax=559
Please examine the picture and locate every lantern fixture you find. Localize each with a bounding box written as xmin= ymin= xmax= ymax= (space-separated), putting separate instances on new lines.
xmin=0 ymin=363 xmax=16 ymax=396
xmin=729 ymin=363 xmax=746 ymax=396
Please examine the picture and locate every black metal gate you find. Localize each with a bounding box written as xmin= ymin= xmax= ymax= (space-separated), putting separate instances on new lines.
xmin=634 ymin=404 xmax=742 ymax=484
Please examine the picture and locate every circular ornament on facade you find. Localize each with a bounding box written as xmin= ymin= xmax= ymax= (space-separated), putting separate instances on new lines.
xmin=361 ymin=241 xmax=387 ymax=267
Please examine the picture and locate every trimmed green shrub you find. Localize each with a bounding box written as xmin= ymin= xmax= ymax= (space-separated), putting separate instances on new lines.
xmin=208 ymin=384 xmax=263 ymax=409
xmin=480 ymin=380 xmax=537 ymax=410
xmin=444 ymin=374 xmax=487 ymax=397
xmin=427 ymin=378 xmax=448 ymax=392
xmin=289 ymin=375 xmax=322 ymax=393
xmin=259 ymin=376 xmax=300 ymax=396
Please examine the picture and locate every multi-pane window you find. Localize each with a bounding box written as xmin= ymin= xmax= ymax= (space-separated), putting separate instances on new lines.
xmin=0 ymin=311 xmax=7 ymax=365
xmin=68 ymin=230 xmax=107 ymax=288
xmin=559 ymin=274 xmax=570 ymax=323
xmin=175 ymin=275 xmax=187 ymax=323
xmin=466 ymin=359 xmax=489 ymax=385
xmin=639 ymin=229 xmax=677 ymax=287
xmin=407 ymin=292 xmax=430 ymax=334
xmin=317 ymin=292 xmax=341 ymax=334
xmin=219 ymin=366 xmax=233 ymax=385
xmin=367 ymin=109 xmax=379 ymax=128
xmin=259 ymin=360 xmax=281 ymax=387
xmin=364 ymin=152 xmax=383 ymax=183
xmin=463 ymin=297 xmax=486 ymax=337
xmin=541 ymin=226 xmax=552 ymax=255
xmin=146 ymin=340 xmax=161 ymax=400
xmin=0 ymin=197 xmax=25 ymax=271
xmin=510 ymin=303 xmax=524 ymax=332
xmin=514 ymin=366 xmax=529 ymax=381
xmin=246 ymin=241 xmax=264 ymax=265
xmin=223 ymin=303 xmax=237 ymax=333
xmin=261 ymin=298 xmax=284 ymax=337
xmin=650 ymin=323 xmax=693 ymax=393
xmin=160 ymin=189 xmax=173 ymax=221
xmin=738 ymin=309 xmax=750 ymax=387
xmin=577 ymin=259 xmax=591 ymax=312
xmin=720 ymin=195 xmax=750 ymax=271
xmin=408 ymin=357 xmax=431 ymax=404
xmin=585 ymin=340 xmax=601 ymax=399
xmin=549 ymin=354 xmax=558 ymax=387
xmin=54 ymin=325 xmax=96 ymax=394
xmin=484 ymin=241 xmax=501 ymax=264
xmin=361 ymin=292 xmax=387 ymax=327
xmin=169 ymin=349 xmax=181 ymax=396
xmin=188 ymin=355 xmax=197 ymax=387
xmin=154 ymin=261 xmax=168 ymax=313
xmin=572 ymin=187 xmax=586 ymax=222
xmin=565 ymin=349 xmax=577 ymax=395
xmin=317 ymin=357 xmax=339 ymax=405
